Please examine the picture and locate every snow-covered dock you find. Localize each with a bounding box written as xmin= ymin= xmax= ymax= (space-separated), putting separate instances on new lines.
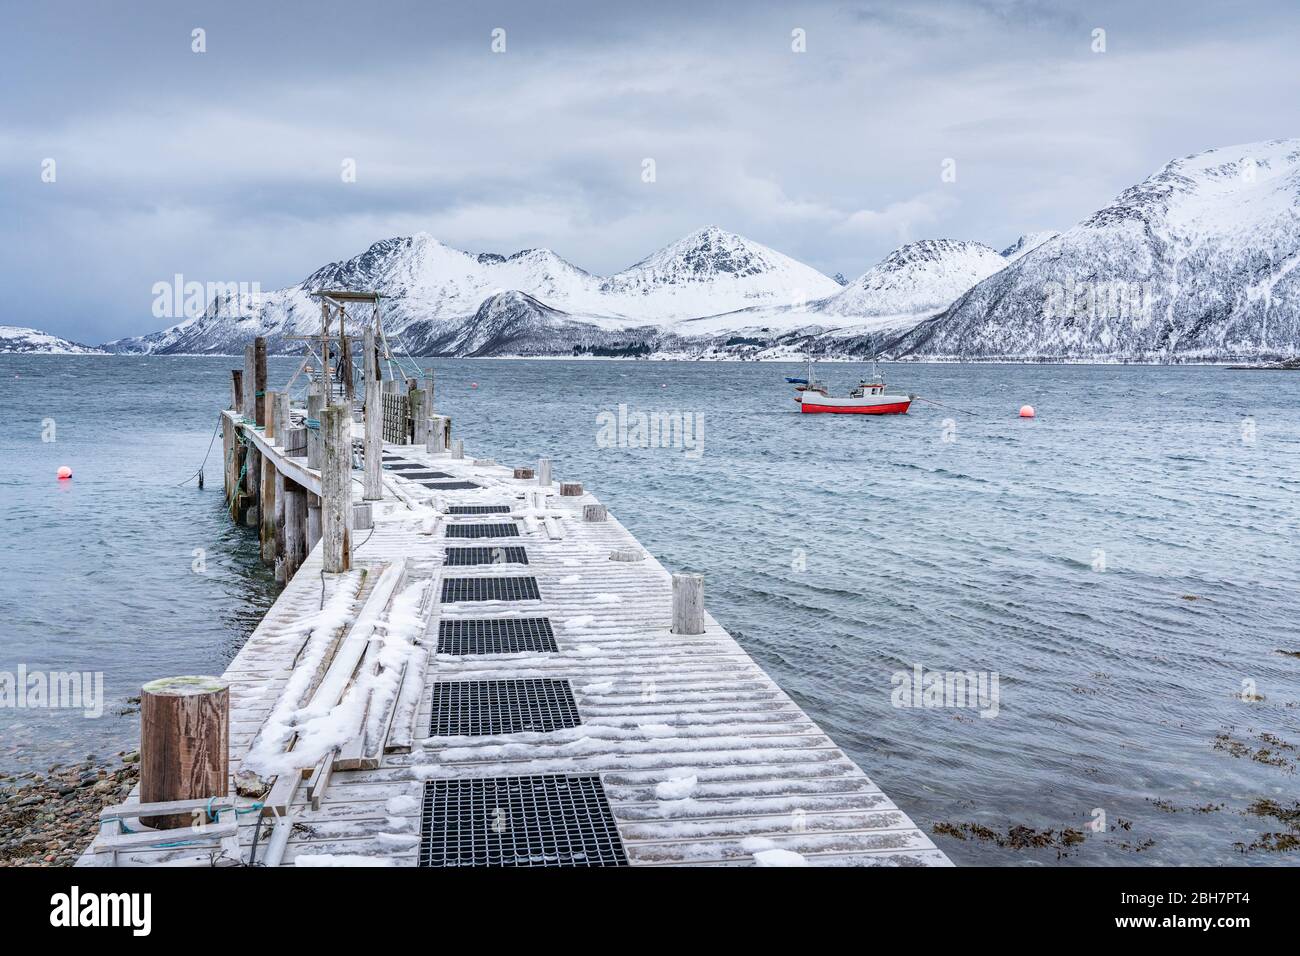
xmin=81 ymin=329 xmax=948 ymax=867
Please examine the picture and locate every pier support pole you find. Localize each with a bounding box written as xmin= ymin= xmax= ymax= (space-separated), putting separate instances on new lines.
xmin=274 ymin=470 xmax=287 ymax=583
xmin=242 ymin=345 xmax=256 ymax=420
xmin=259 ymin=452 xmax=277 ymax=563
xmin=363 ymin=329 xmax=382 ymax=500
xmin=306 ymin=493 xmax=322 ymax=552
xmin=322 ymin=404 xmax=352 ymax=573
xmin=230 ymin=370 xmax=243 ymax=412
xmin=139 ymin=676 xmax=229 ymax=830
xmin=264 ymin=389 xmax=279 ymax=443
xmin=671 ymin=573 xmax=705 ymax=635
xmin=254 ymin=337 xmax=267 ymax=428
xmin=538 ymin=457 xmax=552 ymax=488
xmin=427 ymin=414 xmax=446 ymax=454
xmin=221 ymin=415 xmax=235 ymax=500
xmin=284 ymin=483 xmax=306 ymax=578
xmin=408 ymin=387 xmax=425 ymax=446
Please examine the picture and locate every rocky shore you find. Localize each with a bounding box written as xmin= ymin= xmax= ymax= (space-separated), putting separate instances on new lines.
xmin=0 ymin=752 xmax=139 ymax=866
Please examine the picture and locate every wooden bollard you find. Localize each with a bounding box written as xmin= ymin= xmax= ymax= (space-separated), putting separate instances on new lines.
xmin=285 ymin=484 xmax=306 ymax=578
xmin=671 ymin=573 xmax=705 ymax=635
xmin=452 ymin=438 xmax=464 ymax=459
xmin=322 ymin=404 xmax=352 ymax=573
xmin=353 ymin=501 xmax=373 ymax=530
xmin=363 ymin=328 xmax=383 ymax=501
xmin=584 ymin=504 xmax=607 ymax=522
xmin=139 ymin=676 xmax=229 ymax=830
xmin=285 ymin=426 xmax=307 ymax=458
xmin=407 ymin=387 xmax=425 ymax=445
xmin=560 ymin=482 xmax=583 ymax=497
xmin=428 ymin=414 xmax=447 ymax=454
xmin=609 ymin=547 xmax=645 ymax=562
xmin=242 ymin=345 xmax=256 ymax=420
xmin=230 ymin=369 xmax=243 ymax=412
xmin=275 ymin=392 xmax=290 ymax=445
xmin=306 ymin=493 xmax=322 ymax=552
xmin=263 ymin=388 xmax=279 ymax=442
xmin=537 ymin=458 xmax=552 ymax=488
xmin=273 ymin=470 xmax=286 ymax=581
xmin=259 ymin=451 xmax=277 ymax=564
xmin=514 ymin=467 xmax=534 ymax=480
xmin=473 ymin=458 xmax=496 ymax=467
xmin=254 ymin=337 xmax=267 ymax=427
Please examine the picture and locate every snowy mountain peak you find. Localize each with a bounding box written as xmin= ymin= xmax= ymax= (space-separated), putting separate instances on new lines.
xmin=817 ymin=239 xmax=1008 ymax=325
xmin=0 ymin=326 xmax=104 ymax=354
xmin=1001 ymin=231 xmax=1060 ymax=261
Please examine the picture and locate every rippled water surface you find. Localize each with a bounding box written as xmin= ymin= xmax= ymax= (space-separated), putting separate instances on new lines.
xmin=2 ymin=355 xmax=1298 ymax=865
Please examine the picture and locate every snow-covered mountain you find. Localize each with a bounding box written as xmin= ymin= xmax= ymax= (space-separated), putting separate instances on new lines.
xmin=0 ymin=326 xmax=104 ymax=354
xmin=817 ymin=239 xmax=1009 ymax=326
xmin=887 ymin=140 xmax=1300 ymax=362
xmin=107 ymin=226 xmax=842 ymax=355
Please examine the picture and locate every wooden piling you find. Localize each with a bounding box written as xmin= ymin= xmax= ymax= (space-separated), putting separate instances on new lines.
xmin=275 ymin=392 xmax=290 ymax=446
xmin=306 ymin=383 xmax=324 ymax=470
xmin=322 ymin=404 xmax=352 ymax=573
xmin=584 ymin=504 xmax=607 ymax=522
xmin=451 ymin=438 xmax=464 ymax=459
xmin=427 ymin=414 xmax=446 ymax=455
xmin=408 ymin=388 xmax=425 ymax=446
xmin=264 ymin=389 xmax=279 ymax=443
xmin=538 ymin=457 xmax=552 ymax=488
xmin=260 ymin=452 xmax=277 ymax=564
xmin=284 ymin=484 xmax=306 ymax=579
xmin=221 ymin=415 xmax=236 ymax=500
xmin=353 ymin=501 xmax=373 ymax=531
xmin=339 ymin=331 xmax=354 ymax=408
xmin=363 ymin=329 xmax=382 ymax=500
xmin=242 ymin=345 xmax=256 ymax=420
xmin=274 ymin=470 xmax=287 ymax=583
xmin=671 ymin=573 xmax=705 ymax=635
xmin=230 ymin=369 xmax=243 ymax=412
xmin=254 ymin=337 xmax=267 ymax=428
xmin=306 ymin=493 xmax=322 ymax=552
xmin=139 ymin=676 xmax=229 ymax=830
xmin=560 ymin=482 xmax=583 ymax=497
xmin=514 ymin=467 xmax=535 ymax=480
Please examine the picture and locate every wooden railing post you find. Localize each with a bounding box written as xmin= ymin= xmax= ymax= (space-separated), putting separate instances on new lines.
xmin=672 ymin=573 xmax=705 ymax=635
xmin=363 ymin=328 xmax=382 ymax=500
xmin=230 ymin=369 xmax=243 ymax=412
xmin=139 ymin=676 xmax=229 ymax=829
xmin=306 ymin=383 xmax=324 ymax=470
xmin=322 ymin=404 xmax=352 ymax=573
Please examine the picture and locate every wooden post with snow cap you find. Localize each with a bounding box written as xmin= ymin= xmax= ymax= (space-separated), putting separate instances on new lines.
xmin=322 ymin=404 xmax=352 ymax=573
xmin=672 ymin=573 xmax=705 ymax=635
xmin=242 ymin=345 xmax=256 ymax=419
xmin=306 ymin=382 xmax=324 ymax=470
xmin=363 ymin=328 xmax=382 ymax=500
xmin=537 ymin=457 xmax=552 ymax=488
xmin=407 ymin=387 xmax=425 ymax=445
xmin=451 ymin=438 xmax=463 ymax=459
xmin=427 ymin=414 xmax=446 ymax=454
xmin=139 ymin=676 xmax=229 ymax=830
xmin=253 ymin=337 xmax=267 ymax=427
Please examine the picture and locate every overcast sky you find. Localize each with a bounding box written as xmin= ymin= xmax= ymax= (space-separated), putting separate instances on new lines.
xmin=2 ymin=0 xmax=1296 ymax=343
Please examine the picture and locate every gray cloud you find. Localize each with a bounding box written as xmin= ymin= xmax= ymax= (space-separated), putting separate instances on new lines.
xmin=1 ymin=0 xmax=1296 ymax=342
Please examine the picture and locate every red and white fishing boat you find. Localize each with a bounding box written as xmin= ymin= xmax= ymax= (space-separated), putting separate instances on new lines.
xmin=790 ymin=359 xmax=913 ymax=414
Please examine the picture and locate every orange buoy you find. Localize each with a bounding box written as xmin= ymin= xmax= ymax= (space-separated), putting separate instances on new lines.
xmin=57 ymin=465 xmax=73 ymax=479
xmin=470 ymin=382 xmax=479 ymax=389
xmin=1019 ymin=405 xmax=1036 ymax=418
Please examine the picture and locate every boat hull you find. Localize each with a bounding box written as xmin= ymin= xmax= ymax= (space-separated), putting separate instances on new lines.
xmin=798 ymin=393 xmax=911 ymax=414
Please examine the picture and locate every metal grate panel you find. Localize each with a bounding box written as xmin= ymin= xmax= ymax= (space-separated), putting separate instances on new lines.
xmin=441 ymin=576 xmax=540 ymax=603
xmin=399 ymin=470 xmax=455 ymax=480
xmin=422 ymin=481 xmax=480 ymax=490
xmin=429 ymin=678 xmax=580 ymax=736
xmin=419 ymin=774 xmax=628 ymax=867
xmin=384 ymin=462 xmax=435 ymax=471
xmin=448 ymin=504 xmax=512 ymax=515
xmin=437 ymin=617 xmax=555 ymax=655
xmin=445 ymin=523 xmax=519 ymax=539
xmin=444 ymin=546 xmax=529 ymax=567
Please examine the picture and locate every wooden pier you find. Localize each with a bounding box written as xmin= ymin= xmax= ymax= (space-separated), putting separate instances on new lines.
xmin=80 ymin=333 xmax=949 ymax=868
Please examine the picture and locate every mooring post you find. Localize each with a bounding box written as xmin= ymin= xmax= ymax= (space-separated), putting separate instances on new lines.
xmin=671 ymin=573 xmax=705 ymax=635
xmin=339 ymin=333 xmax=354 ymax=409
xmin=139 ymin=676 xmax=229 ymax=830
xmin=322 ymin=404 xmax=352 ymax=573
xmin=306 ymin=382 xmax=324 ymax=470
xmin=230 ymin=369 xmax=243 ymax=412
xmin=275 ymin=392 xmax=290 ymax=446
xmin=584 ymin=504 xmax=607 ymax=522
xmin=254 ymin=337 xmax=267 ymax=428
xmin=363 ymin=328 xmax=382 ymax=500
xmin=407 ymin=387 xmax=425 ymax=445
xmin=560 ymin=482 xmax=583 ymax=497
xmin=538 ymin=457 xmax=552 ymax=488
xmin=451 ymin=437 xmax=463 ymax=459
xmin=425 ymin=370 xmax=435 ymax=412
xmin=221 ymin=415 xmax=235 ymax=500
xmin=427 ymin=414 xmax=446 ymax=454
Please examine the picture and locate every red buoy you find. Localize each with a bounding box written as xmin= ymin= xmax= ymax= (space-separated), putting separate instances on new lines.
xmin=57 ymin=465 xmax=73 ymax=479
xmin=1019 ymin=405 xmax=1036 ymax=418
